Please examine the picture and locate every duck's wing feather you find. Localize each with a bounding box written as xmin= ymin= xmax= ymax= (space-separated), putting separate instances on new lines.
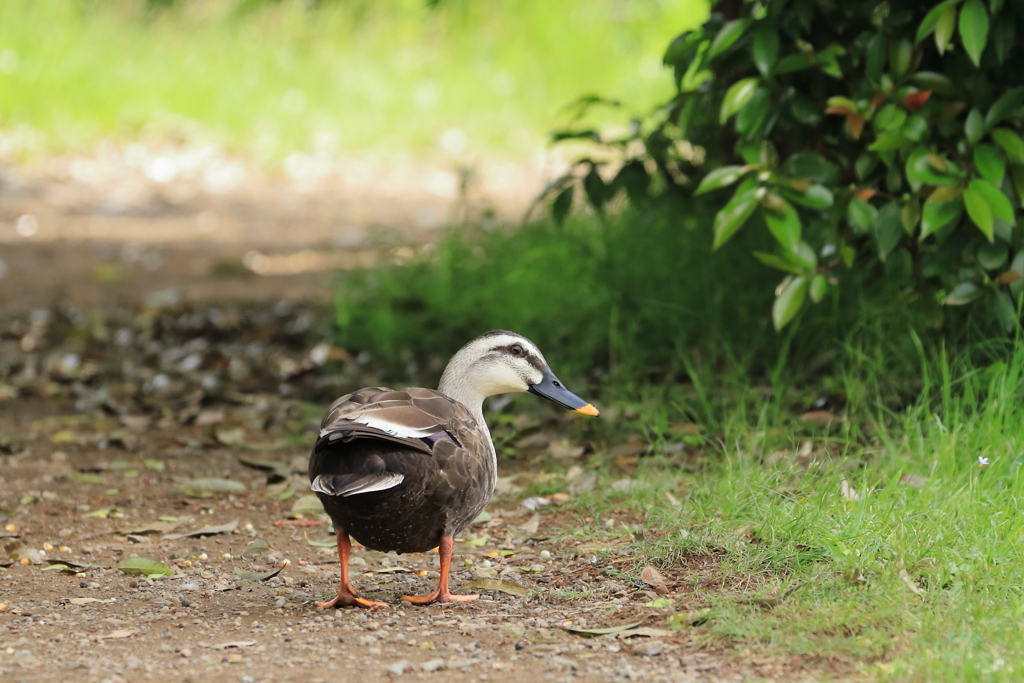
xmin=311 ymin=387 xmax=487 ymax=507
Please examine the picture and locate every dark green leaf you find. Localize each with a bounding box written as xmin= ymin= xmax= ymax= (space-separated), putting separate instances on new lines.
xmin=614 ymin=160 xmax=650 ymax=204
xmin=870 ymin=133 xmax=911 ymax=152
xmin=1012 ymin=166 xmax=1024 ymax=205
xmin=809 ymin=274 xmax=828 ymax=303
xmin=994 ymin=218 xmax=1014 ymax=241
xmin=946 ymin=281 xmax=982 ymax=305
xmin=902 ymin=199 xmax=922 ymax=234
xmin=874 ymin=105 xmax=908 ymax=132
xmin=552 ymin=186 xmax=573 ymax=226
xmin=782 ymin=153 xmax=839 ymax=185
xmin=786 ymin=185 xmax=834 ymax=209
xmin=773 ymin=276 xmax=808 ymax=331
xmin=875 ymin=203 xmax=904 ymax=255
xmin=992 ymin=17 xmax=1016 ymax=63
xmin=960 ymin=0 xmax=990 ymax=68
xmin=995 ymin=288 xmax=1018 ymax=331
xmin=759 ymin=141 xmax=779 ymax=169
xmin=985 ymin=87 xmax=1024 ymax=128
xmin=906 ymin=148 xmax=961 ymax=190
xmin=964 ymin=184 xmax=995 ymax=239
xmin=848 ymin=196 xmax=879 ymax=234
xmin=921 ymin=196 xmax=964 ymax=241
xmin=754 ymin=252 xmax=802 ymax=273
xmin=903 ymin=115 xmax=929 ymax=142
xmin=917 ymin=0 xmax=961 ymax=42
xmin=763 ymin=198 xmax=802 ymax=251
xmin=889 ymin=38 xmax=913 ymax=78
xmin=856 ymin=153 xmax=879 ymax=181
xmin=974 ymin=144 xmax=1006 ymax=183
xmin=978 ymin=240 xmax=1009 ymax=269
xmin=825 ymin=96 xmax=857 ymax=115
xmin=971 ymin=178 xmax=1015 ymax=222
xmin=965 ymin=108 xmax=986 ymax=144
xmin=991 ymin=129 xmax=1024 ymax=160
xmin=935 ymin=4 xmax=958 ymax=54
xmin=695 ymin=166 xmax=750 ymax=195
xmin=583 ymin=167 xmax=608 ymax=211
xmin=1010 ymin=251 xmax=1024 ymax=296
xmin=788 ymin=241 xmax=818 ymax=270
xmin=776 ymin=53 xmax=814 ymax=74
xmin=735 ymin=88 xmax=770 ymax=135
xmin=866 ymin=33 xmax=886 ymax=84
xmin=720 ymin=78 xmax=759 ymax=124
xmin=789 ymin=93 xmax=821 ymax=125
xmin=708 ymin=19 xmax=751 ymax=60
xmin=663 ymin=31 xmax=701 ymax=71
xmin=888 ymin=164 xmax=905 ymax=193
xmin=712 ymin=189 xmax=759 ymax=249
xmin=752 ymin=23 xmax=779 ymax=76
xmin=912 ymin=72 xmax=956 ymax=96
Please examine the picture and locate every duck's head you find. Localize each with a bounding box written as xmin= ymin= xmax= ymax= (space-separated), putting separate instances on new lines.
xmin=439 ymin=330 xmax=599 ymax=416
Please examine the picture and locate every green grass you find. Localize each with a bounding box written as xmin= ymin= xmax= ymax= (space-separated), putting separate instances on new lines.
xmin=331 ymin=198 xmax=1024 ymax=678
xmin=546 ymin=334 xmax=1024 ymax=681
xmin=0 ymin=0 xmax=706 ymax=161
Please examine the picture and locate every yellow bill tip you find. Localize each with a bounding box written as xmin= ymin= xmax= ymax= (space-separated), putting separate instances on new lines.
xmin=574 ymin=403 xmax=600 ymax=417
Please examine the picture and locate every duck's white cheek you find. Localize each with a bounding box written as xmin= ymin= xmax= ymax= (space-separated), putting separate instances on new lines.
xmin=480 ymin=364 xmax=529 ymax=395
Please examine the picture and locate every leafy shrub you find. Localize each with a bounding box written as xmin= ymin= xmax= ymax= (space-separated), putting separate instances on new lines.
xmin=549 ymin=0 xmax=1024 ymax=332
xmin=334 ymin=206 xmax=794 ymax=385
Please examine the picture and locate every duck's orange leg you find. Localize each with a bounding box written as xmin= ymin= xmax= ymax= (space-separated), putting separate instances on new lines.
xmin=401 ymin=535 xmax=478 ymax=605
xmin=317 ymin=528 xmax=386 ymax=609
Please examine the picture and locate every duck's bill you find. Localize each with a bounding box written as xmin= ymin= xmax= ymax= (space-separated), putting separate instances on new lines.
xmin=528 ymin=371 xmax=599 ymax=417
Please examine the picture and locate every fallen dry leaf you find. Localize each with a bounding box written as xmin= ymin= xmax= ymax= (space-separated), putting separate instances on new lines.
xmin=69 ymin=597 xmax=114 ymax=605
xmin=561 ymin=621 xmax=644 ymax=637
xmin=839 ymin=480 xmax=860 ymax=501
xmin=94 ymin=629 xmax=137 ymax=640
xmin=516 ymin=514 xmax=541 ymax=534
xmin=899 ymin=473 xmax=929 ymax=489
xmin=800 ymin=410 xmax=842 ymax=426
xmin=162 ymin=519 xmax=238 ymax=540
xmin=899 ymin=568 xmax=926 ymax=598
xmin=617 ymin=627 xmax=675 ymax=638
xmin=198 ymin=640 xmax=257 ymax=649
xmin=640 ymin=567 xmax=670 ymax=595
xmin=234 ymin=567 xmax=283 ymax=581
xmin=460 ymin=579 xmax=530 ymax=596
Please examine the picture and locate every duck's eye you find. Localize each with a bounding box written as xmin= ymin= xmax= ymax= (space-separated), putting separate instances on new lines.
xmin=510 ymin=344 xmax=524 ymax=356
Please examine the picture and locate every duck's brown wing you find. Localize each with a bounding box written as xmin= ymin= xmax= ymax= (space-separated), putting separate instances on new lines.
xmin=310 ymin=386 xmax=487 ymax=505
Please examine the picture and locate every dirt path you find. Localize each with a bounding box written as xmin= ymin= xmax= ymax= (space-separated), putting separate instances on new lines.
xmin=1 ymin=165 xmax=833 ymax=682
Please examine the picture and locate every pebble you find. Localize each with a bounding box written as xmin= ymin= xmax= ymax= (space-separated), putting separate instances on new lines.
xmin=422 ymin=658 xmax=446 ymax=672
xmin=388 ymin=661 xmax=407 ymax=675
xmin=634 ymin=641 xmax=664 ymax=657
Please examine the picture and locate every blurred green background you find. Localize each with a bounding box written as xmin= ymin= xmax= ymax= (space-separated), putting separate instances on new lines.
xmin=0 ymin=0 xmax=706 ymax=161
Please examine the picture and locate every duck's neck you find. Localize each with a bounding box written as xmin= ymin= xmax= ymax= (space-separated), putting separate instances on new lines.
xmin=438 ymin=374 xmax=492 ymax=446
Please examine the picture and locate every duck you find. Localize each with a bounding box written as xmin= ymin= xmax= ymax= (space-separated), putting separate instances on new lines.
xmin=308 ymin=330 xmax=598 ymax=607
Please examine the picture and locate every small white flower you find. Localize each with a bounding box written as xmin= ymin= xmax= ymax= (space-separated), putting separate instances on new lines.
xmin=978 ymin=456 xmax=990 ymax=467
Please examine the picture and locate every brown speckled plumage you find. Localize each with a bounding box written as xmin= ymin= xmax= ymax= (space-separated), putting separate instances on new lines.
xmin=309 ymin=386 xmax=495 ymax=554
xmin=308 ymin=330 xmax=597 ymax=606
